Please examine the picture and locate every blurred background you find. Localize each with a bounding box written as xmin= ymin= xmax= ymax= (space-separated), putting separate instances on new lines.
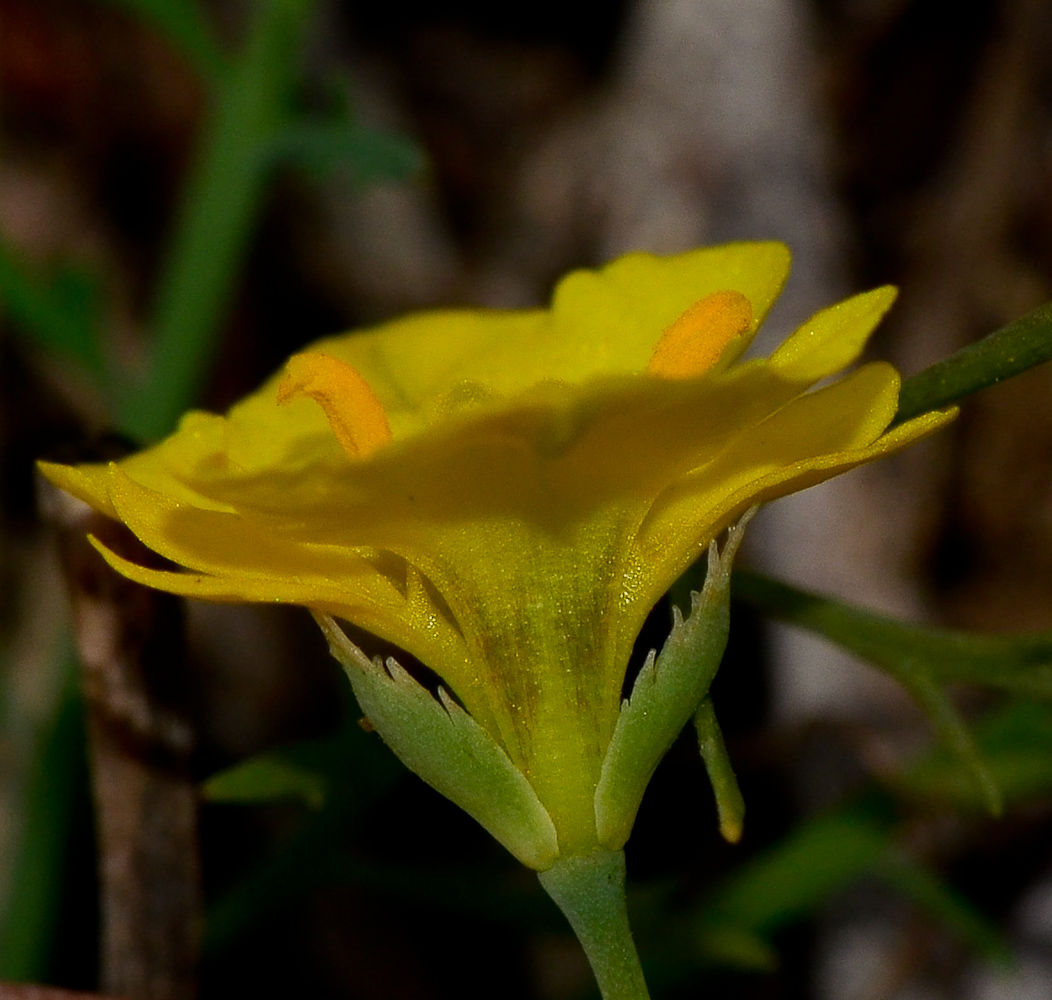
xmin=3 ymin=0 xmax=1052 ymax=997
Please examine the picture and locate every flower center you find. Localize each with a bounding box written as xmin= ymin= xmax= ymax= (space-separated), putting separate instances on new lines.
xmin=647 ymin=290 xmax=753 ymax=379
xmin=277 ymin=352 xmax=392 ymax=459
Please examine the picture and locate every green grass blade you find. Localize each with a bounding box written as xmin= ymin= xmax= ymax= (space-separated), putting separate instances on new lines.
xmin=121 ymin=0 xmax=312 ymax=441
xmin=706 ymin=807 xmax=889 ymax=933
xmin=900 ymin=700 xmax=1052 ymax=810
xmin=692 ymin=800 xmax=1007 ymax=969
xmin=899 ymin=670 xmax=1001 ymax=815
xmin=876 ymin=854 xmax=1009 ymax=964
xmin=730 ymin=570 xmax=1052 ymax=812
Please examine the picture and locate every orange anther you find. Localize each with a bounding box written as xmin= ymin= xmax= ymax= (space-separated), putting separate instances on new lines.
xmin=647 ymin=290 xmax=753 ymax=380
xmin=278 ymin=352 xmax=392 ymax=459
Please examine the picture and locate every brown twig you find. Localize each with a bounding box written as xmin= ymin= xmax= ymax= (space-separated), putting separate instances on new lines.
xmin=40 ymin=477 xmax=200 ymax=1000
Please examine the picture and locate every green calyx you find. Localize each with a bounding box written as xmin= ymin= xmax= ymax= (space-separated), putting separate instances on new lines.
xmin=316 ymin=511 xmax=756 ymax=1000
xmin=315 ymin=612 xmax=560 ymax=870
xmin=316 ymin=510 xmax=752 ymax=870
xmin=594 ymin=509 xmax=752 ymax=849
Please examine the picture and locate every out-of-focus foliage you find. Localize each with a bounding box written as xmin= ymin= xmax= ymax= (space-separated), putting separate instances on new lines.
xmin=733 ymin=568 xmax=1052 ymax=815
xmin=103 ymin=0 xmax=226 ymax=82
xmin=0 ymin=0 xmax=421 ymax=985
xmin=0 ymin=248 xmax=106 ymax=380
xmin=0 ymin=650 xmax=85 ymax=982
xmin=1 ymin=0 xmax=422 ymax=441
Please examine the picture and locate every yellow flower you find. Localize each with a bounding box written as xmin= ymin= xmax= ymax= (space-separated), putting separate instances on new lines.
xmin=39 ymin=242 xmax=952 ymax=870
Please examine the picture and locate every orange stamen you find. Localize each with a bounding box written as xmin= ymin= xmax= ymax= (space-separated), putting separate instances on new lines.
xmin=277 ymin=352 xmax=392 ymax=459
xmin=647 ymin=290 xmax=753 ymax=380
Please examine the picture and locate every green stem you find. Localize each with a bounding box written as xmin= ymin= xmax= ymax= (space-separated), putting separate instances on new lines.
xmin=537 ymin=850 xmax=650 ymax=1000
xmin=893 ymin=300 xmax=1052 ymax=425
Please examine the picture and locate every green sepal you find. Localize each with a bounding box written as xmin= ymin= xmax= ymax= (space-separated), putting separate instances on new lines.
xmin=594 ymin=510 xmax=753 ymax=849
xmin=694 ymin=697 xmax=745 ymax=843
xmin=314 ymin=613 xmax=560 ymax=871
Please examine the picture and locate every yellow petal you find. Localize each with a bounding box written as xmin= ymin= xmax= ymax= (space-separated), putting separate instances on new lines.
xmin=37 ymin=460 xmax=119 ymax=519
xmin=634 ymin=401 xmax=958 ymax=601
xmin=549 ymin=242 xmax=788 ymax=376
xmin=288 ymin=242 xmax=790 ymax=424
xmin=768 ymin=286 xmax=897 ymax=383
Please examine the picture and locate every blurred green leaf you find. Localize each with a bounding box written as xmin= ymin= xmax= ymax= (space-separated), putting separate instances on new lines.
xmin=904 ymin=670 xmax=1001 ymax=815
xmin=102 ymin=0 xmax=226 ymax=83
xmin=0 ymin=242 xmax=107 ymax=379
xmin=877 ymin=853 xmax=1010 ymax=964
xmin=204 ymin=754 xmax=328 ymax=808
xmin=202 ymin=714 xmax=563 ymax=953
xmin=203 ymin=710 xmax=401 ymax=808
xmin=732 ymin=569 xmax=1052 ymax=811
xmin=705 ymin=807 xmax=890 ymax=933
xmin=204 ymin=787 xmax=359 ymax=954
xmin=900 ymin=700 xmax=1052 ymax=810
xmin=265 ymin=119 xmax=424 ymax=185
xmin=691 ymin=800 xmax=1005 ymax=971
xmin=692 ymin=923 xmax=778 ymax=972
xmin=0 ymin=654 xmax=88 ymax=980
xmin=203 ymin=716 xmax=404 ymax=952
xmin=894 ymin=300 xmax=1052 ymax=424
xmin=732 ymin=570 xmax=1052 ymax=700
xmin=123 ymin=0 xmax=313 ymax=441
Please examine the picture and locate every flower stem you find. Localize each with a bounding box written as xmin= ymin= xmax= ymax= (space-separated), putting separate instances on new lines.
xmin=537 ymin=850 xmax=650 ymax=1000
